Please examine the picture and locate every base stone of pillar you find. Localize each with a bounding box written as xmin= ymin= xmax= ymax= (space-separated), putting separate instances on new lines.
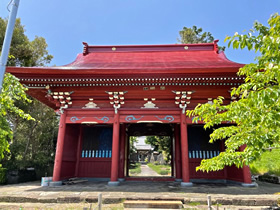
xmin=175 ymin=179 xmax=182 ymax=182
xmin=241 ymin=182 xmax=258 ymax=187
xmin=108 ymin=181 xmax=120 ymax=186
xmin=49 ymin=181 xmax=62 ymax=187
xmin=181 ymin=182 xmax=193 ymax=187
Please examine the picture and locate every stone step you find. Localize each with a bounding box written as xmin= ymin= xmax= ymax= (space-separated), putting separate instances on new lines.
xmin=123 ymin=200 xmax=183 ymax=209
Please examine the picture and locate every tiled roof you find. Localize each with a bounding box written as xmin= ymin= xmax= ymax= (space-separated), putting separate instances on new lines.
xmin=63 ymin=41 xmax=243 ymax=70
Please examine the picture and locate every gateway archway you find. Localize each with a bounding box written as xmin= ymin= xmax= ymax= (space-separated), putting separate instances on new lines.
xmin=126 ymin=123 xmax=174 ymax=178
xmin=8 ymin=42 xmax=254 ymax=187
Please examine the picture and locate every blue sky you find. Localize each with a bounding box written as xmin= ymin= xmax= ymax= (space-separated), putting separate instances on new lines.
xmin=1 ymin=0 xmax=279 ymax=66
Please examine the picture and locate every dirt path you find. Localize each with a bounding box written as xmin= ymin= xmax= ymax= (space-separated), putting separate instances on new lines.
xmin=135 ymin=164 xmax=161 ymax=176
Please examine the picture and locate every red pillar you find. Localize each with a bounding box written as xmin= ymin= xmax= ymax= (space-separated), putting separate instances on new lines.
xmin=180 ymin=112 xmax=192 ymax=186
xmin=109 ymin=112 xmax=120 ymax=185
xmin=52 ymin=112 xmax=67 ymax=183
xmin=240 ymin=145 xmax=252 ymax=185
xmin=174 ymin=124 xmax=182 ymax=180
xmin=242 ymin=165 xmax=252 ymax=184
xmin=118 ymin=124 xmax=126 ymax=180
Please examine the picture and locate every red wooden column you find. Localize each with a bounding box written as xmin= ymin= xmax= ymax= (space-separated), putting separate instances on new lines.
xmin=51 ymin=111 xmax=67 ymax=185
xmin=240 ymin=145 xmax=256 ymax=187
xmin=180 ymin=112 xmax=193 ymax=187
xmin=108 ymin=112 xmax=120 ymax=186
xmin=174 ymin=124 xmax=182 ymax=181
xmin=118 ymin=124 xmax=126 ymax=181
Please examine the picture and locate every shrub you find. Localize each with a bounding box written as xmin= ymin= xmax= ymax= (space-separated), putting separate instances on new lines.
xmin=159 ymin=170 xmax=168 ymax=175
xmin=147 ymin=163 xmax=171 ymax=176
xmin=0 ymin=168 xmax=7 ymax=184
xmin=129 ymin=162 xmax=141 ymax=175
xmin=18 ymin=169 xmax=36 ymax=183
xmin=250 ymin=149 xmax=280 ymax=176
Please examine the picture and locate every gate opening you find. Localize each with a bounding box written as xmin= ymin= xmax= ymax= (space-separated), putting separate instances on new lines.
xmin=126 ymin=123 xmax=174 ymax=178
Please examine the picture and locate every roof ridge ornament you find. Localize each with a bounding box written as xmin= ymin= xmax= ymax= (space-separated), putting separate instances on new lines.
xmin=82 ymin=42 xmax=89 ymax=55
xmin=213 ymin=40 xmax=219 ymax=54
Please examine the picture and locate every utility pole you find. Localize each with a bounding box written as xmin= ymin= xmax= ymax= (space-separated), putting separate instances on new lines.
xmin=0 ymin=0 xmax=20 ymax=92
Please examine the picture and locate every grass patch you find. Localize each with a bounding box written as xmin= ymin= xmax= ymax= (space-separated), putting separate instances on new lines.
xmin=147 ymin=163 xmax=171 ymax=175
xmin=129 ymin=162 xmax=141 ymax=175
xmin=187 ymin=202 xmax=201 ymax=206
xmin=250 ymin=149 xmax=280 ymax=176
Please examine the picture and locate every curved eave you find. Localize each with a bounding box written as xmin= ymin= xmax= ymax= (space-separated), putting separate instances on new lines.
xmin=7 ymin=65 xmax=244 ymax=77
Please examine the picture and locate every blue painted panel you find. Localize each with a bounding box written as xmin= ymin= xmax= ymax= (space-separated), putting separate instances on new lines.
xmin=81 ymin=126 xmax=113 ymax=158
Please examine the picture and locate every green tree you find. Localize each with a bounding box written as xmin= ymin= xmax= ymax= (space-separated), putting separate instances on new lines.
xmin=145 ymin=136 xmax=171 ymax=163
xmin=0 ymin=73 xmax=33 ymax=165
xmin=178 ymin=26 xmax=214 ymax=44
xmin=0 ymin=18 xmax=53 ymax=66
xmin=129 ymin=136 xmax=138 ymax=154
xmin=187 ymin=13 xmax=280 ymax=172
xmin=0 ymin=18 xmax=56 ymax=173
xmin=5 ymin=99 xmax=58 ymax=171
xmin=178 ymin=25 xmax=225 ymax=51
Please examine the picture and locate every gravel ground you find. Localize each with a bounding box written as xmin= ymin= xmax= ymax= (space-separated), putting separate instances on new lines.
xmin=0 ymin=202 xmax=124 ymax=210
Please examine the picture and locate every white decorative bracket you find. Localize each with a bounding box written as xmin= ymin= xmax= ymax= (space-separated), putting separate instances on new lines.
xmin=106 ymin=91 xmax=127 ymax=114
xmin=172 ymin=90 xmax=193 ymax=113
xmin=46 ymin=86 xmax=73 ymax=115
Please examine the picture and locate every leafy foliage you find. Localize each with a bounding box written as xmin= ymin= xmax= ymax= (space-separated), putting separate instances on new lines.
xmin=0 ymin=18 xmax=56 ymax=172
xmin=147 ymin=163 xmax=171 ymax=175
xmin=145 ymin=136 xmax=171 ymax=163
xmin=129 ymin=136 xmax=138 ymax=154
xmin=178 ymin=26 xmax=214 ymax=44
xmin=4 ymin=99 xmax=58 ymax=170
xmin=0 ymin=18 xmax=53 ymax=66
xmin=129 ymin=162 xmax=141 ymax=175
xmin=178 ymin=25 xmax=225 ymax=51
xmin=0 ymin=73 xmax=33 ymax=163
xmin=250 ymin=149 xmax=280 ymax=176
xmin=0 ymin=168 xmax=7 ymax=184
xmin=187 ymin=13 xmax=280 ymax=172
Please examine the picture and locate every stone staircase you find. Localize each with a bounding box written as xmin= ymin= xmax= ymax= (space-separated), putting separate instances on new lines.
xmin=123 ymin=200 xmax=183 ymax=209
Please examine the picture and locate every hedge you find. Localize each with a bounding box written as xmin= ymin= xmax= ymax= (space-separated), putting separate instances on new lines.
xmin=0 ymin=168 xmax=7 ymax=184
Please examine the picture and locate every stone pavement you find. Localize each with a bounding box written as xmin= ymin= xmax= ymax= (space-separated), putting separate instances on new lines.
xmin=0 ymin=180 xmax=279 ymax=207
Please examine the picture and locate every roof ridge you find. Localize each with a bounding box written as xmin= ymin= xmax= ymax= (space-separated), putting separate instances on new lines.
xmin=82 ymin=41 xmax=219 ymax=55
